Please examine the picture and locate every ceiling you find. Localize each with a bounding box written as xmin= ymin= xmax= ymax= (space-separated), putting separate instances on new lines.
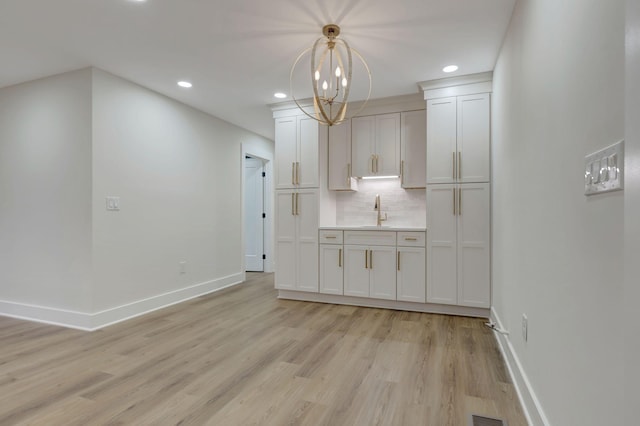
xmin=0 ymin=0 xmax=516 ymax=140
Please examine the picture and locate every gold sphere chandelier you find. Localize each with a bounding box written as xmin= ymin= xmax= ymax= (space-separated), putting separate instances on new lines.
xmin=290 ymin=24 xmax=372 ymax=126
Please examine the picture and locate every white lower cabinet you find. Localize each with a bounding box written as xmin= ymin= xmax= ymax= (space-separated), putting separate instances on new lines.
xmin=275 ymin=189 xmax=318 ymax=292
xmin=344 ymin=245 xmax=396 ymax=300
xmin=426 ymin=183 xmax=490 ymax=308
xmin=397 ymin=246 xmax=426 ymax=303
xmin=319 ymin=230 xmax=344 ymax=294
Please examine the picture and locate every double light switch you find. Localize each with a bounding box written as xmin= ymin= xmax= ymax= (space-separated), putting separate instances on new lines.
xmin=584 ymin=140 xmax=624 ymax=195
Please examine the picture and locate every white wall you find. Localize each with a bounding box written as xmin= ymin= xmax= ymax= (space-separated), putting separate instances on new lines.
xmin=0 ymin=69 xmax=93 ymax=315
xmin=0 ymin=67 xmax=274 ymax=328
xmin=491 ymin=0 xmax=625 ymax=425
xmin=91 ymin=69 xmax=274 ymax=316
xmin=625 ymin=0 xmax=640 ymax=422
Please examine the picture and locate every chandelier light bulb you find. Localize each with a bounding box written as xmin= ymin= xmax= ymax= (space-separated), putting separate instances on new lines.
xmin=335 ymin=67 xmax=341 ymax=78
xmin=322 ymin=80 xmax=328 ymax=91
xmin=315 ymin=70 xmax=320 ymax=81
xmin=342 ymin=77 xmax=347 ymax=87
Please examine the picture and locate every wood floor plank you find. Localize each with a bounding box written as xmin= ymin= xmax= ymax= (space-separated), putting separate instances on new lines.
xmin=0 ymin=272 xmax=527 ymax=425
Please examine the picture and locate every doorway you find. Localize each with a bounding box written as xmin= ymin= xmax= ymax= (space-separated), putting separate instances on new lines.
xmin=244 ymin=155 xmax=265 ymax=272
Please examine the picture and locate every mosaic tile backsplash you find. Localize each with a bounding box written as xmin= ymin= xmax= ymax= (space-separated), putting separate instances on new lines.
xmin=335 ymin=178 xmax=426 ymax=228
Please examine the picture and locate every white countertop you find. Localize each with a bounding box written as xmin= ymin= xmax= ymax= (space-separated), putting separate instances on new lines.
xmin=320 ymin=226 xmax=427 ymax=232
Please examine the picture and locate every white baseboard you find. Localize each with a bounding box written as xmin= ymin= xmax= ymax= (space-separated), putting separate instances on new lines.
xmin=0 ymin=272 xmax=244 ymax=331
xmin=278 ymin=290 xmax=490 ymax=318
xmin=490 ymin=307 xmax=551 ymax=426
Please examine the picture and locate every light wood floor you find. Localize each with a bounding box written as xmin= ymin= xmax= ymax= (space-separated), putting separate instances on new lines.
xmin=0 ymin=273 xmax=527 ymax=425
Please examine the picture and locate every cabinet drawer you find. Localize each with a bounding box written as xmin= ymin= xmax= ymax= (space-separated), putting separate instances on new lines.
xmin=319 ymin=230 xmax=343 ymax=244
xmin=344 ymin=231 xmax=396 ymax=246
xmin=397 ymin=231 xmax=426 ymax=247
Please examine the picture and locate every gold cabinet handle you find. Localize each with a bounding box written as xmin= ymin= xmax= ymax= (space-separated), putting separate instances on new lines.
xmin=400 ymin=160 xmax=404 ymax=186
xmin=365 ymin=249 xmax=368 ymax=269
xmin=458 ymin=187 xmax=462 ymax=215
xmin=325 ymin=236 xmax=337 ymax=239
xmin=452 ymin=152 xmax=456 ymax=180
xmin=397 ymin=251 xmax=400 ymax=271
xmin=453 ymin=187 xmax=456 ymax=216
xmin=296 ymin=162 xmax=300 ymax=185
xmin=404 ymin=237 xmax=417 ymax=241
xmin=370 ymin=155 xmax=374 ymax=174
xmin=291 ymin=193 xmax=295 ymax=215
xmin=458 ymin=152 xmax=461 ymax=180
xmin=295 ymin=192 xmax=299 ymax=215
xmin=338 ymin=248 xmax=342 ymax=267
xmin=292 ymin=162 xmax=296 ymax=185
xmin=347 ymin=163 xmax=351 ymax=186
xmin=375 ymin=155 xmax=379 ymax=174
xmin=369 ymin=250 xmax=373 ymax=269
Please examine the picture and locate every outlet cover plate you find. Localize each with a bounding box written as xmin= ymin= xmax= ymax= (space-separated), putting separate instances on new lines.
xmin=585 ymin=140 xmax=624 ymax=195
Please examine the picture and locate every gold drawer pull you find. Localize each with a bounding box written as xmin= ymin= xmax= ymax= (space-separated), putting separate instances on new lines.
xmin=325 ymin=236 xmax=337 ymax=239
xmin=404 ymin=237 xmax=418 ymax=241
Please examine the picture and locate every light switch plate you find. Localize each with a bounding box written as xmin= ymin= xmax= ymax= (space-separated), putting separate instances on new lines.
xmin=106 ymin=196 xmax=120 ymax=211
xmin=584 ymin=140 xmax=624 ymax=195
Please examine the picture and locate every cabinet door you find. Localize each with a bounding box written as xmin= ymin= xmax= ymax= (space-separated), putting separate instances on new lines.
xmin=400 ymin=110 xmax=426 ymax=188
xmin=297 ymin=116 xmax=319 ymax=188
xmin=457 ymin=94 xmax=490 ymax=183
xmin=344 ymin=245 xmax=370 ymax=297
xmin=426 ymin=185 xmax=458 ymax=305
xmin=426 ymin=97 xmax=457 ymax=184
xmin=328 ymin=121 xmax=357 ymax=190
xmin=457 ymin=183 xmax=490 ymax=308
xmin=375 ymin=113 xmax=401 ymax=176
xmin=351 ymin=116 xmax=376 ymax=177
xmin=369 ymin=246 xmax=397 ymax=300
xmin=275 ymin=191 xmax=297 ymax=289
xmin=397 ymin=247 xmax=426 ymax=303
xmin=319 ymin=245 xmax=343 ymax=295
xmin=296 ymin=190 xmax=319 ymax=292
xmin=275 ymin=117 xmax=297 ymax=189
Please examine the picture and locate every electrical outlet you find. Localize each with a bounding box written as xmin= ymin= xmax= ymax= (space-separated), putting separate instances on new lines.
xmin=522 ymin=314 xmax=528 ymax=342
xmin=179 ymin=261 xmax=187 ymax=274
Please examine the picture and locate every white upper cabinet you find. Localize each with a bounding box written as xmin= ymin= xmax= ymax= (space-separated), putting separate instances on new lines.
xmin=426 ymin=93 xmax=490 ymax=184
xmin=400 ymin=110 xmax=426 ymax=188
xmin=328 ymin=120 xmax=358 ymax=191
xmin=457 ymin=94 xmax=490 ymax=183
xmin=275 ymin=115 xmax=319 ymax=189
xmin=352 ymin=113 xmax=400 ymax=177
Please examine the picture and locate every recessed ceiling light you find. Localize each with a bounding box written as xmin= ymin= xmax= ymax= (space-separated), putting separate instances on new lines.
xmin=177 ymin=81 xmax=192 ymax=88
xmin=443 ymin=65 xmax=459 ymax=73
xmin=274 ymin=92 xmax=287 ymax=99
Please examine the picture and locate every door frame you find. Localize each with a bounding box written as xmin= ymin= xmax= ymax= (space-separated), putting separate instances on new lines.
xmin=241 ymin=144 xmax=274 ymax=274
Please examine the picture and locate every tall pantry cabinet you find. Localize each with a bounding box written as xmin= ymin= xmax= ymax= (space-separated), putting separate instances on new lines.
xmin=274 ymin=113 xmax=320 ymax=292
xmin=425 ymin=84 xmax=491 ymax=309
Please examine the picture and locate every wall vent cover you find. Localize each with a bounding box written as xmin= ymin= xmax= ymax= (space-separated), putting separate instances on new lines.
xmin=469 ymin=414 xmax=507 ymax=426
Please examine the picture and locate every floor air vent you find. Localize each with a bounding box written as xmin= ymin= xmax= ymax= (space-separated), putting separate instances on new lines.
xmin=469 ymin=414 xmax=507 ymax=426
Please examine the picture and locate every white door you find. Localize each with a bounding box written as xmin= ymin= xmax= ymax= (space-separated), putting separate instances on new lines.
xmin=320 ymin=245 xmax=344 ymax=295
xmin=328 ymin=121 xmax=354 ymax=190
xmin=296 ymin=189 xmax=319 ymax=292
xmin=275 ymin=117 xmax=297 ymax=189
xmin=244 ymin=157 xmax=264 ymax=271
xmin=369 ymin=246 xmax=397 ymax=300
xmin=344 ymin=245 xmax=370 ymax=297
xmin=351 ymin=116 xmax=376 ymax=177
xmin=400 ymin=110 xmax=426 ymax=188
xmin=275 ymin=191 xmax=296 ymax=290
xmin=457 ymin=183 xmax=491 ymax=308
xmin=457 ymin=94 xmax=490 ymax=183
xmin=426 ymin=184 xmax=458 ymax=305
xmin=397 ymin=246 xmax=426 ymax=303
xmin=426 ymin=97 xmax=457 ymax=184
xmin=375 ymin=113 xmax=401 ymax=177
xmin=297 ymin=116 xmax=319 ymax=188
